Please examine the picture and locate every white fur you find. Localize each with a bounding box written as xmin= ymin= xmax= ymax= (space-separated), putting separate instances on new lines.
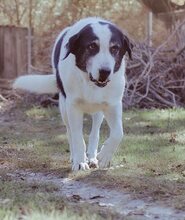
xmin=13 ymin=17 xmax=126 ymax=171
xmin=13 ymin=74 xmax=58 ymax=94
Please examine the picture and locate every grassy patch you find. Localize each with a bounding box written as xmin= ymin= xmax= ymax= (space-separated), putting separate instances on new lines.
xmin=0 ymin=170 xmax=101 ymax=220
xmin=117 ymin=108 xmax=185 ymax=178
xmin=1 ymin=99 xmax=185 ymax=217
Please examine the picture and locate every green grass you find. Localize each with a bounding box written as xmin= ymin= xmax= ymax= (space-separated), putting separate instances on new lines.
xmin=0 ymin=174 xmax=101 ymax=220
xmin=0 ymin=207 xmax=97 ymax=220
xmin=1 ymin=100 xmax=185 ymax=218
xmin=0 ymin=210 xmax=82 ymax=220
xmin=118 ymin=108 xmax=185 ymax=177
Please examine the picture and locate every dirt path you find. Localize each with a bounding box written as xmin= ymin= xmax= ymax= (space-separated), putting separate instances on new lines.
xmin=12 ymin=170 xmax=185 ymax=220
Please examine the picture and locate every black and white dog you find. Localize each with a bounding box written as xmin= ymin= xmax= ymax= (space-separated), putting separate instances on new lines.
xmin=14 ymin=17 xmax=133 ymax=171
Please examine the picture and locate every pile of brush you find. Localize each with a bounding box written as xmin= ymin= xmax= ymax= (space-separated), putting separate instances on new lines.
xmin=124 ymin=20 xmax=185 ymax=109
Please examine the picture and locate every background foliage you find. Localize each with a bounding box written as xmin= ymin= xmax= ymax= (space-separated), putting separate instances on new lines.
xmin=0 ymin=0 xmax=185 ymax=108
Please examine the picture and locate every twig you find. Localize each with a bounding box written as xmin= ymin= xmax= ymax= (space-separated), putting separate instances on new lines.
xmin=0 ymin=94 xmax=8 ymax=102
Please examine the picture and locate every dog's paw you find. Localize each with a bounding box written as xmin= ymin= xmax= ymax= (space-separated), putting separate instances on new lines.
xmin=88 ymin=158 xmax=99 ymax=169
xmin=97 ymin=151 xmax=112 ymax=168
xmin=72 ymin=162 xmax=90 ymax=171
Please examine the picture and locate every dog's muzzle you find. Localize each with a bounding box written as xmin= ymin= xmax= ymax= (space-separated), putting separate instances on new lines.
xmin=89 ymin=73 xmax=110 ymax=88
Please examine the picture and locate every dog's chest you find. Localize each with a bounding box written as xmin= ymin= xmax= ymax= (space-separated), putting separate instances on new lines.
xmin=69 ymin=76 xmax=124 ymax=114
xmin=75 ymin=98 xmax=109 ymax=113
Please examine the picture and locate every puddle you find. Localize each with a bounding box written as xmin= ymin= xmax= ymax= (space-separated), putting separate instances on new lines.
xmin=13 ymin=171 xmax=185 ymax=220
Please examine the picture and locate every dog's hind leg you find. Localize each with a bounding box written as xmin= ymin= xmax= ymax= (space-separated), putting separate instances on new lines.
xmin=87 ymin=112 xmax=104 ymax=168
xmin=59 ymin=94 xmax=73 ymax=162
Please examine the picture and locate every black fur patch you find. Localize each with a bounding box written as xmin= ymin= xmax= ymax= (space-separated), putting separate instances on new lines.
xmin=108 ymin=24 xmax=133 ymax=73
xmin=54 ymin=31 xmax=68 ymax=97
xmin=64 ymin=25 xmax=99 ymax=72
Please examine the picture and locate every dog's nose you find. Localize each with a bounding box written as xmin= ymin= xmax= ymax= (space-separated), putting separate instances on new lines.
xmin=99 ymin=68 xmax=111 ymax=82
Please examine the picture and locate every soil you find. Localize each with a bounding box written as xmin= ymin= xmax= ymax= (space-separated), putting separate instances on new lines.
xmin=10 ymin=170 xmax=185 ymax=220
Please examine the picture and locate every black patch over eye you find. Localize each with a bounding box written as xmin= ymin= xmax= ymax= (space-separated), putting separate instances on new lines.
xmin=110 ymin=45 xmax=120 ymax=55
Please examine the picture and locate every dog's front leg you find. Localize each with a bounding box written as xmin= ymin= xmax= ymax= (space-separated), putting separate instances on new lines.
xmin=66 ymin=102 xmax=89 ymax=171
xmin=87 ymin=112 xmax=104 ymax=168
xmin=98 ymin=102 xmax=123 ymax=168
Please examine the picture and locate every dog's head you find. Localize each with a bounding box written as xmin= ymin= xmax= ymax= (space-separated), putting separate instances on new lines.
xmin=64 ymin=21 xmax=133 ymax=87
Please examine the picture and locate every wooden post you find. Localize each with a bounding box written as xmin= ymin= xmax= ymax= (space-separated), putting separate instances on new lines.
xmin=27 ymin=0 xmax=33 ymax=74
xmin=0 ymin=26 xmax=28 ymax=79
xmin=27 ymin=28 xmax=32 ymax=74
xmin=147 ymin=11 xmax=153 ymax=46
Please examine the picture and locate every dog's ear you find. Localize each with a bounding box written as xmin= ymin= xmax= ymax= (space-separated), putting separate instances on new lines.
xmin=63 ymin=33 xmax=80 ymax=60
xmin=122 ymin=35 xmax=134 ymax=60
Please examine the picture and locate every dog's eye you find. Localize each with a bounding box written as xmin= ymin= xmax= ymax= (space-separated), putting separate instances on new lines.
xmin=110 ymin=45 xmax=120 ymax=54
xmin=87 ymin=43 xmax=98 ymax=50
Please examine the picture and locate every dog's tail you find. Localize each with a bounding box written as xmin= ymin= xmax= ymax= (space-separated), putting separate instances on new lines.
xmin=13 ymin=74 xmax=58 ymax=94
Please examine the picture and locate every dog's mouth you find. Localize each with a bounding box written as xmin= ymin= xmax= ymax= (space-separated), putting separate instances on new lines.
xmin=89 ymin=73 xmax=110 ymax=88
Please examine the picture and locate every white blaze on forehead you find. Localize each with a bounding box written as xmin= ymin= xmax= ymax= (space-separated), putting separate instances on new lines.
xmin=91 ymin=23 xmax=112 ymax=51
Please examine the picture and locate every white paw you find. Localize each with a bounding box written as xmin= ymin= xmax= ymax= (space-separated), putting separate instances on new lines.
xmin=88 ymin=158 xmax=99 ymax=169
xmin=72 ymin=162 xmax=90 ymax=171
xmin=97 ymin=151 xmax=112 ymax=168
